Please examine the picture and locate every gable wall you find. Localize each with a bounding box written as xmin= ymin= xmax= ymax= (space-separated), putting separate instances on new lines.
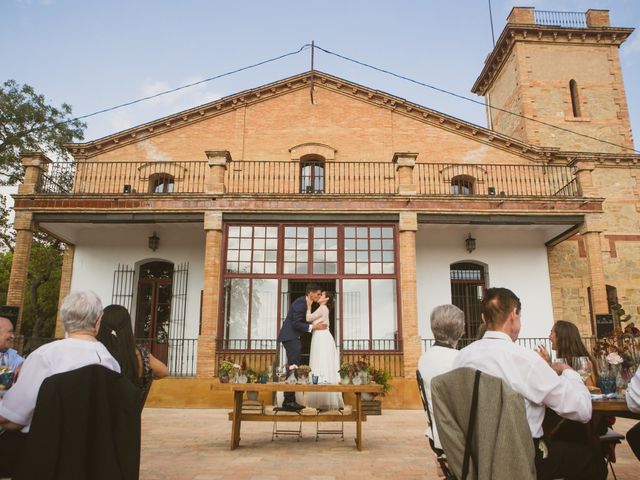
xmin=89 ymin=87 xmax=533 ymax=166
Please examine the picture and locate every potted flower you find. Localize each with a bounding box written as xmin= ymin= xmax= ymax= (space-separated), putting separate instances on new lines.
xmin=369 ymin=367 xmax=392 ymax=398
xmin=339 ymin=361 xmax=353 ymax=384
xmin=245 ymin=368 xmax=260 ymax=400
xmin=218 ymin=358 xmax=235 ymax=383
xmin=354 ymin=356 xmax=371 ymax=384
xmin=297 ymin=365 xmax=311 ymax=383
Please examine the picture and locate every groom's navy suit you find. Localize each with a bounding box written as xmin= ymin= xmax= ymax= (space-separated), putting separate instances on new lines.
xmin=277 ymin=295 xmax=310 ymax=404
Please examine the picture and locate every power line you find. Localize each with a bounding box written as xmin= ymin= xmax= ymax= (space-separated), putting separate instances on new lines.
xmin=57 ymin=44 xmax=312 ymax=127
xmin=314 ymin=44 xmax=640 ymax=155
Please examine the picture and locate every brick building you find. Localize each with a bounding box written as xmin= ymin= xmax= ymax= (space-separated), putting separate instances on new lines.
xmin=6 ymin=7 xmax=639 ymax=407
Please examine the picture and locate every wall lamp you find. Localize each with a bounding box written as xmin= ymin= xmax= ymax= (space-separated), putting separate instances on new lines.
xmin=465 ymin=233 xmax=476 ymax=253
xmin=148 ymin=232 xmax=160 ymax=251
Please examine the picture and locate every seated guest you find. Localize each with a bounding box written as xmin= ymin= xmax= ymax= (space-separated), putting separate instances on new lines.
xmin=625 ymin=367 xmax=640 ymax=460
xmin=97 ymin=304 xmax=168 ymax=407
xmin=417 ymin=304 xmax=465 ymax=450
xmin=454 ymin=287 xmax=607 ymax=480
xmin=0 ymin=316 xmax=24 ymax=397
xmin=537 ymin=320 xmax=599 ymax=387
xmin=0 ymin=291 xmax=120 ymax=478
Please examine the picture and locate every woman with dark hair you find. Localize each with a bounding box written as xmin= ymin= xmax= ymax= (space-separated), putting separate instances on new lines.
xmin=97 ymin=304 xmax=168 ymax=406
xmin=538 ymin=320 xmax=598 ymax=387
xmin=305 ymin=291 xmax=343 ymax=410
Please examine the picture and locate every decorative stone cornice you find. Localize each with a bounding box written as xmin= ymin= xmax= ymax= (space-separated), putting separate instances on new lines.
xmin=472 ymin=24 xmax=634 ymax=96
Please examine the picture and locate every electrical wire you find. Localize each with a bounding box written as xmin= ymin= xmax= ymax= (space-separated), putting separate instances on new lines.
xmin=54 ymin=44 xmax=312 ymax=127
xmin=314 ymin=44 xmax=640 ymax=155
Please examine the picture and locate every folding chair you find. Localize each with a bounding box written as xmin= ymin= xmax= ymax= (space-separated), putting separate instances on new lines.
xmin=600 ymin=428 xmax=625 ymax=480
xmin=416 ymin=369 xmax=454 ymax=478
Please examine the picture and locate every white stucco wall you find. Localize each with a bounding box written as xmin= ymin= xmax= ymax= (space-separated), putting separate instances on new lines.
xmin=70 ymin=223 xmax=205 ymax=339
xmin=416 ymin=224 xmax=555 ymax=340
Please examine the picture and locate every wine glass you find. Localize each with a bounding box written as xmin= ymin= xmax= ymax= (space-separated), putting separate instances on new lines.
xmin=572 ymin=356 xmax=593 ymax=383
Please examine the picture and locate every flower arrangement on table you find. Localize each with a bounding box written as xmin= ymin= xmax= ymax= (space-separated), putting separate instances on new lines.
xmin=337 ymin=356 xmax=392 ymax=395
xmin=593 ymin=328 xmax=640 ymax=393
xmin=297 ymin=364 xmax=311 ymax=381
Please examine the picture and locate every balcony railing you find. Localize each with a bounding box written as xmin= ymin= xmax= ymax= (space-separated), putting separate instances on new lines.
xmin=534 ymin=10 xmax=587 ymax=28
xmin=39 ymin=161 xmax=207 ymax=194
xmin=35 ymin=160 xmax=580 ymax=199
xmin=416 ymin=163 xmax=578 ymax=197
xmin=215 ymin=338 xmax=404 ymax=377
xmin=226 ymin=160 xmax=398 ymax=195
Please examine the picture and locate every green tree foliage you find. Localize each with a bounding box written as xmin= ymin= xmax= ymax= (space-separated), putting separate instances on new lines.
xmin=0 ymin=79 xmax=85 ymax=185
xmin=0 ymin=79 xmax=84 ymax=340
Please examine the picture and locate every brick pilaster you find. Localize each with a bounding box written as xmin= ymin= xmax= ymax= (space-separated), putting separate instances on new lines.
xmin=205 ymin=150 xmax=231 ymax=194
xmin=398 ymin=212 xmax=420 ymax=378
xmin=574 ymin=161 xmax=596 ymax=197
xmin=55 ymin=244 xmax=75 ymax=338
xmin=507 ymin=7 xmax=534 ymax=24
xmin=19 ymin=152 xmax=52 ymax=194
xmin=197 ymin=211 xmax=224 ymax=377
xmin=393 ymin=152 xmax=418 ymax=195
xmin=6 ymin=212 xmax=34 ymax=333
xmin=581 ymin=215 xmax=608 ymax=325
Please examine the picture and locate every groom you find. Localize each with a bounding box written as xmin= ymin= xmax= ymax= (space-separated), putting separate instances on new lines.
xmin=277 ymin=283 xmax=327 ymax=411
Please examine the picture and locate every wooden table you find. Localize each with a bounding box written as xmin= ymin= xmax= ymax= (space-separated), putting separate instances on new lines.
xmin=228 ymin=383 xmax=383 ymax=451
xmin=592 ymin=398 xmax=640 ymax=421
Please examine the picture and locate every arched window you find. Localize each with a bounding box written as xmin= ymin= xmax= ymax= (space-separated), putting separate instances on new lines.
xmin=569 ymin=79 xmax=581 ymax=117
xmin=451 ymin=175 xmax=474 ymax=195
xmin=149 ymin=173 xmax=174 ymax=193
xmin=450 ymin=262 xmax=486 ymax=340
xmin=300 ymin=156 xmax=325 ymax=194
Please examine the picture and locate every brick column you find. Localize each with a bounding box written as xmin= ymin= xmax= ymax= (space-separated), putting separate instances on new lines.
xmin=581 ymin=215 xmax=608 ymax=324
xmin=398 ymin=212 xmax=420 ymax=378
xmin=507 ymin=7 xmax=534 ymax=24
xmin=19 ymin=152 xmax=52 ymax=194
xmin=197 ymin=211 xmax=224 ymax=378
xmin=54 ymin=245 xmax=75 ymax=338
xmin=393 ymin=152 xmax=418 ymax=195
xmin=205 ymin=150 xmax=231 ymax=194
xmin=574 ymin=161 xmax=596 ymax=197
xmin=6 ymin=212 xmax=34 ymax=333
xmin=586 ymin=9 xmax=610 ymax=27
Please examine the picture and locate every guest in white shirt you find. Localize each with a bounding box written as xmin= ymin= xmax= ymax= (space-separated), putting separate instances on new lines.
xmin=418 ymin=304 xmax=465 ymax=450
xmin=0 ymin=290 xmax=120 ymax=477
xmin=454 ymin=287 xmax=606 ymax=480
xmin=625 ymin=368 xmax=640 ymax=460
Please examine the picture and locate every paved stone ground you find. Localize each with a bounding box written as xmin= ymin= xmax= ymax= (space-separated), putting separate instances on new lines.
xmin=140 ymin=408 xmax=638 ymax=480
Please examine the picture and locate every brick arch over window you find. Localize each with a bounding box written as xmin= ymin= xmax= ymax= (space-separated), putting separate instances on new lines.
xmin=289 ymin=142 xmax=337 ymax=161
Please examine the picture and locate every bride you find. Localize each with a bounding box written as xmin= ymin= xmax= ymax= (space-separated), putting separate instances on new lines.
xmin=305 ymin=291 xmax=344 ymax=410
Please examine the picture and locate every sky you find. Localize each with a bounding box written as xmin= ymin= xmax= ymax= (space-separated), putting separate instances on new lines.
xmin=1 ymin=0 xmax=639 ymax=193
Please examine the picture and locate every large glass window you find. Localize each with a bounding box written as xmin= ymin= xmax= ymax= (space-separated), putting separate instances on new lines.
xmin=342 ymin=279 xmax=370 ymax=349
xmin=250 ymin=279 xmax=278 ymax=341
xmin=223 ymin=278 xmax=250 ymax=341
xmin=344 ymin=226 xmax=395 ymax=275
xmin=283 ymin=226 xmax=309 ymax=274
xmin=226 ymin=226 xmax=278 ymax=274
xmin=312 ymin=226 xmax=338 ymax=274
xmin=371 ymin=279 xmax=397 ymax=345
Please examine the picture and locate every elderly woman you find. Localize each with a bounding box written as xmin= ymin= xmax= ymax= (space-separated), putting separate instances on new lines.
xmin=0 ymin=291 xmax=120 ymax=477
xmin=417 ymin=304 xmax=465 ymax=451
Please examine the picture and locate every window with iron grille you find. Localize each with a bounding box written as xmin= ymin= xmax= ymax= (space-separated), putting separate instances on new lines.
xmin=450 ymin=262 xmax=486 ymax=339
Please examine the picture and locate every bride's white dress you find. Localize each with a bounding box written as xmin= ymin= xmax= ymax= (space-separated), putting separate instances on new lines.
xmin=305 ymin=305 xmax=344 ymax=410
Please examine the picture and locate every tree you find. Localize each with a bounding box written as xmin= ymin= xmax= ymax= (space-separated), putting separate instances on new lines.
xmin=0 ymin=79 xmax=85 ymax=185
xmin=0 ymin=80 xmax=85 ymax=341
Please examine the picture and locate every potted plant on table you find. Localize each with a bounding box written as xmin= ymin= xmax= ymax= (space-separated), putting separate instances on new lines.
xmin=218 ymin=359 xmax=235 ymax=384
xmin=339 ymin=361 xmax=353 ymax=384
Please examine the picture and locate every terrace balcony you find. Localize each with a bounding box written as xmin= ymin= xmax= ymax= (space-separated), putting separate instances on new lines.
xmin=34 ymin=158 xmax=581 ymax=199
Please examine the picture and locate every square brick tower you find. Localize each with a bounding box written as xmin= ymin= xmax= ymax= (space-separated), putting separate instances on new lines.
xmin=472 ymin=7 xmax=635 ymax=153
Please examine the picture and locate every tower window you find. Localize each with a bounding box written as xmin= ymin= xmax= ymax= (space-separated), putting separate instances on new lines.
xmin=569 ymin=79 xmax=581 ymax=117
xmin=149 ymin=173 xmax=174 ymax=193
xmin=300 ymin=160 xmax=325 ymax=194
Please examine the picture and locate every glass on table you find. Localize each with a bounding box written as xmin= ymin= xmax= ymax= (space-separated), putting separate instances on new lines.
xmin=571 ymin=356 xmax=593 ymax=383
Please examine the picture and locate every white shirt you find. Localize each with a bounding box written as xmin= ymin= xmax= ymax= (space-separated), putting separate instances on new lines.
xmin=453 ymin=331 xmax=592 ymax=438
xmin=626 ymin=367 xmax=640 ymax=413
xmin=0 ymin=338 xmax=120 ymax=432
xmin=418 ymin=345 xmax=459 ymax=449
